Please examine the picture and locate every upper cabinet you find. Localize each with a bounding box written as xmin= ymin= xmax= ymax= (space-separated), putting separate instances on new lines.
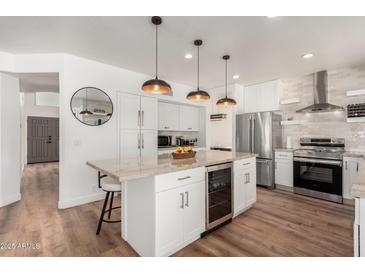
xmin=141 ymin=96 xmax=158 ymax=130
xmin=158 ymin=102 xmax=200 ymax=132
xmin=244 ymin=80 xmax=280 ymax=113
xmin=179 ymin=105 xmax=199 ymax=131
xmin=158 ymin=102 xmax=180 ymax=131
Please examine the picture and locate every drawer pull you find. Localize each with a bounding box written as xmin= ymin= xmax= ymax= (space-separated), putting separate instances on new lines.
xmin=180 ymin=193 xmax=184 ymax=208
xmin=178 ymin=176 xmax=191 ymax=181
xmin=242 ymin=163 xmax=250 ymax=166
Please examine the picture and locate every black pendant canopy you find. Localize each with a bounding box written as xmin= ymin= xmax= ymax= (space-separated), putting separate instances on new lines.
xmin=79 ymin=88 xmax=93 ymax=116
xmin=216 ymin=55 xmax=237 ymax=107
xmin=142 ymin=16 xmax=172 ymax=95
xmin=186 ymin=40 xmax=210 ymax=102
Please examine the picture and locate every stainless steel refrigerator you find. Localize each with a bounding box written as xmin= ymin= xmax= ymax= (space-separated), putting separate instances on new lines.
xmin=236 ymin=111 xmax=282 ymax=188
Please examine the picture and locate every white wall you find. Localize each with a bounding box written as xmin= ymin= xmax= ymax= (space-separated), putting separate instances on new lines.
xmin=0 ymin=51 xmax=201 ymax=208
xmin=0 ymin=73 xmax=21 ymax=207
xmin=206 ymin=84 xmax=244 ymax=149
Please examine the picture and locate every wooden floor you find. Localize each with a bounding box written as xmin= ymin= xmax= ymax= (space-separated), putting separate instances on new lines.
xmin=0 ymin=163 xmax=354 ymax=256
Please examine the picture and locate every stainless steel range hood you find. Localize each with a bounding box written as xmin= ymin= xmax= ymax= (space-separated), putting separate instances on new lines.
xmin=296 ymin=71 xmax=343 ymax=113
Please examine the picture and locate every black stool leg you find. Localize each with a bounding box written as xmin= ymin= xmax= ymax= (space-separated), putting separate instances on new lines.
xmin=108 ymin=192 xmax=114 ymax=219
xmin=96 ymin=191 xmax=110 ymax=235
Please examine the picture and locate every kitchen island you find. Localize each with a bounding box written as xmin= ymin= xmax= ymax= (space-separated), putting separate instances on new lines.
xmin=87 ymin=150 xmax=256 ymax=256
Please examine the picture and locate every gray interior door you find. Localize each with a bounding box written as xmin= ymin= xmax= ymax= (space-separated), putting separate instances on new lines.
xmin=27 ymin=116 xmax=59 ymax=164
xmin=253 ymin=112 xmax=273 ymax=159
xmin=235 ymin=113 xmax=252 ymax=153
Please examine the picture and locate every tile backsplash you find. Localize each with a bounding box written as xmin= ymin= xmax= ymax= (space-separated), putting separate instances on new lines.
xmin=280 ymin=65 xmax=365 ymax=151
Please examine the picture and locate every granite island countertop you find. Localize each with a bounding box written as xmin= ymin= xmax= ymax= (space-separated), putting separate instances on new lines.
xmin=87 ymin=150 xmax=256 ymax=182
xmin=351 ymin=158 xmax=365 ymax=198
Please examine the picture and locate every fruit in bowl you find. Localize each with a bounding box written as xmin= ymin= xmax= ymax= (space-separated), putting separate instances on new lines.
xmin=172 ymin=146 xmax=196 ymax=159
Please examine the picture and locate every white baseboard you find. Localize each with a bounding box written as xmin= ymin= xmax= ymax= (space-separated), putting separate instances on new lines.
xmin=58 ymin=192 xmax=106 ymax=209
xmin=0 ymin=193 xmax=21 ymax=207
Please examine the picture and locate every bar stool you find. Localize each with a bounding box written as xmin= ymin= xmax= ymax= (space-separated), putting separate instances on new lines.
xmin=96 ymin=175 xmax=121 ymax=235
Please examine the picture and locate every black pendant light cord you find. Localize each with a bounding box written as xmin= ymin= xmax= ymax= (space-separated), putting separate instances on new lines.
xmin=155 ymin=23 xmax=158 ymax=78
xmin=197 ymin=45 xmax=200 ymax=90
xmin=225 ymin=58 xmax=228 ymax=98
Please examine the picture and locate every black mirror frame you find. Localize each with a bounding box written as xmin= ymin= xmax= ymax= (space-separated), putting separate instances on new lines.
xmin=70 ymin=86 xmax=113 ymax=127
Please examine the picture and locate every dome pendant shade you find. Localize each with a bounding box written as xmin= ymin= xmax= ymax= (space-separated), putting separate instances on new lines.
xmin=79 ymin=109 xmax=93 ymax=115
xmin=142 ymin=77 xmax=171 ymax=94
xmin=142 ymin=16 xmax=172 ymax=95
xmin=186 ymin=89 xmax=210 ymax=102
xmin=216 ymin=54 xmax=237 ymax=107
xmin=216 ymin=97 xmax=237 ymax=106
xmin=187 ymin=39 xmax=210 ymax=102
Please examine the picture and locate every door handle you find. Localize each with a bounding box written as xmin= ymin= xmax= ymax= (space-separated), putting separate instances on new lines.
xmin=164 ymin=126 xmax=169 ymax=129
xmin=180 ymin=193 xmax=184 ymax=209
xmin=141 ymin=110 xmax=144 ymax=127
xmin=188 ymin=127 xmax=192 ymax=130
xmin=357 ymin=162 xmax=359 ymax=173
xmin=138 ymin=110 xmax=141 ymax=127
xmin=245 ymin=173 xmax=250 ymax=184
xmin=138 ymin=134 xmax=141 ymax=149
xmin=142 ymin=133 xmax=144 ymax=149
xmin=185 ymin=192 xmax=189 ymax=207
xmin=251 ymin=118 xmax=255 ymax=153
xmin=178 ymin=176 xmax=191 ymax=181
xmin=345 ymin=161 xmax=348 ymax=170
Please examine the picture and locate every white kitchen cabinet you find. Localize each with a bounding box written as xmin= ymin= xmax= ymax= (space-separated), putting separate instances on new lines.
xmin=155 ymin=168 xmax=205 ymax=256
xmin=275 ymin=151 xmax=293 ymax=188
xmin=140 ymin=130 xmax=157 ymax=157
xmin=155 ymin=185 xmax=184 ymax=256
xmin=355 ymin=198 xmax=365 ymax=257
xmin=158 ymin=102 xmax=180 ymax=131
xmin=343 ymin=157 xmax=361 ymax=200
xmin=118 ymin=93 xmax=158 ymax=159
xmin=233 ymin=157 xmax=257 ymax=217
xmin=120 ymin=130 xmax=141 ymax=159
xmin=244 ymin=80 xmax=280 ymax=113
xmin=141 ymin=96 xmax=158 ymax=130
xmin=182 ymin=181 xmax=205 ymax=243
xmin=179 ymin=105 xmax=200 ymax=131
xmin=120 ymin=93 xmax=141 ymax=130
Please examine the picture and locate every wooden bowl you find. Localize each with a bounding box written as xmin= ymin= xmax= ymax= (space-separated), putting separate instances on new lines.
xmin=171 ymin=151 xmax=196 ymax=160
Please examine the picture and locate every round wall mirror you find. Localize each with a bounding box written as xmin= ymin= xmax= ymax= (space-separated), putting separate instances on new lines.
xmin=70 ymin=87 xmax=113 ymax=126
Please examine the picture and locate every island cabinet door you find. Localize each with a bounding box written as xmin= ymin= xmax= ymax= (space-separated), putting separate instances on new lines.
xmin=183 ymin=181 xmax=205 ymax=244
xmin=155 ymin=187 xmax=184 ymax=257
xmin=245 ymin=167 xmax=257 ymax=206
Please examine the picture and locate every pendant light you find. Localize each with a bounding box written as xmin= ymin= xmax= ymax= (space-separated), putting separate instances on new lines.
xmin=186 ymin=39 xmax=210 ymax=102
xmin=216 ymin=55 xmax=237 ymax=107
xmin=141 ymin=16 xmax=172 ymax=95
xmin=80 ymin=88 xmax=93 ymax=116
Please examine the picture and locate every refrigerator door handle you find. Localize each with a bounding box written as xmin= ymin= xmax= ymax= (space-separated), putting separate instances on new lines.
xmin=251 ymin=117 xmax=255 ymax=153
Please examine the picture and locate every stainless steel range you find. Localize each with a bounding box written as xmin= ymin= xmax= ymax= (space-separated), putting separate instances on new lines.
xmin=293 ymin=137 xmax=345 ymax=203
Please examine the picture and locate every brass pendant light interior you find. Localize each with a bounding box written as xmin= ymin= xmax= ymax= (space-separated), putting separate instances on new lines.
xmin=216 ymin=55 xmax=237 ymax=107
xmin=142 ymin=16 xmax=172 ymax=95
xmin=186 ymin=39 xmax=210 ymax=102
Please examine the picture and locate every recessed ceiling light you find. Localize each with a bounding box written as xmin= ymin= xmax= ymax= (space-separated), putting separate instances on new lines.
xmin=302 ymin=53 xmax=314 ymax=59
xmin=185 ymin=53 xmax=192 ymax=59
xmin=233 ymin=75 xmax=240 ymax=79
xmin=267 ymin=16 xmax=277 ymax=18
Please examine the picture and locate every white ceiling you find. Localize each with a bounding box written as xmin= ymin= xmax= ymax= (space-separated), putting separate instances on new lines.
xmin=1 ymin=17 xmax=365 ymax=89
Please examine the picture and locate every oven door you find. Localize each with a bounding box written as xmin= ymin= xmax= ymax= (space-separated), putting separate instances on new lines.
xmin=293 ymin=157 xmax=342 ymax=196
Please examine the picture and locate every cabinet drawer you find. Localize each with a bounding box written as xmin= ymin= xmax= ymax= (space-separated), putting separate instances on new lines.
xmin=234 ymin=157 xmax=256 ymax=174
xmin=275 ymin=152 xmax=293 ymax=160
xmin=155 ymin=167 xmax=205 ymax=193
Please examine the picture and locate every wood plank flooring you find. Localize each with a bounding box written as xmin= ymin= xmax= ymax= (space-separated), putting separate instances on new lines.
xmin=0 ymin=163 xmax=354 ymax=256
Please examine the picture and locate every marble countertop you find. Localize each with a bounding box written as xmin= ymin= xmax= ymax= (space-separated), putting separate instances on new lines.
xmin=87 ymin=150 xmax=256 ymax=182
xmin=351 ymin=158 xmax=365 ymax=198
